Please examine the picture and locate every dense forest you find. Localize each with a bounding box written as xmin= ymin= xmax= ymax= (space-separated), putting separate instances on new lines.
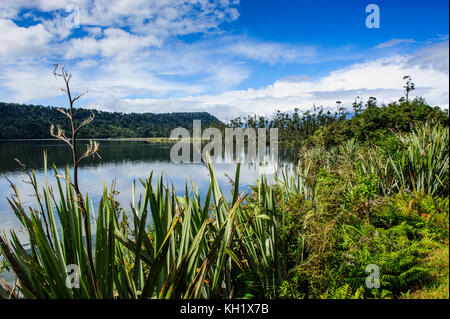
xmin=2 ymin=96 xmax=447 ymax=143
xmin=228 ymin=96 xmax=449 ymax=148
xmin=0 ymin=102 xmax=220 ymax=139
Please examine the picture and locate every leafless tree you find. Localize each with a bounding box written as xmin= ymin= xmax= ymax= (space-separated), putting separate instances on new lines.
xmin=51 ymin=63 xmax=100 ymax=295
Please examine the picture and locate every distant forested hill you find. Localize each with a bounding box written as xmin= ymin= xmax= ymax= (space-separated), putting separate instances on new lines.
xmin=0 ymin=102 xmax=221 ymax=139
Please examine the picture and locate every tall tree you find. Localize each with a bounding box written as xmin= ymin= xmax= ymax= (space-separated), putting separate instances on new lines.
xmin=352 ymin=96 xmax=363 ymax=115
xmin=403 ymin=75 xmax=415 ymax=104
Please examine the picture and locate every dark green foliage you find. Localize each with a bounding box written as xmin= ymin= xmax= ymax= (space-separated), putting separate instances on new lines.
xmin=229 ymin=106 xmax=340 ymax=147
xmin=271 ymin=119 xmax=448 ymax=299
xmin=0 ymin=102 xmax=220 ymax=139
xmin=233 ymin=270 xmax=265 ymax=299
xmin=370 ymin=193 xmax=449 ymax=241
xmin=337 ymin=221 xmax=438 ymax=298
xmin=227 ymin=97 xmax=448 ymax=149
xmin=316 ymin=98 xmax=448 ymax=147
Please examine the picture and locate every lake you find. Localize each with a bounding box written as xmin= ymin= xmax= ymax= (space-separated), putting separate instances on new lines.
xmin=0 ymin=139 xmax=299 ymax=242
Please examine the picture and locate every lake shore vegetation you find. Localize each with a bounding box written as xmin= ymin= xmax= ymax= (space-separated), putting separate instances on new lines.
xmin=0 ymin=70 xmax=448 ymax=299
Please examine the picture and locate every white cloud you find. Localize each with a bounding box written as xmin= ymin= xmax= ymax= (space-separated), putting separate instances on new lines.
xmin=226 ymin=39 xmax=317 ymax=64
xmin=0 ymin=0 xmax=241 ymax=59
xmin=375 ymin=38 xmax=416 ymax=49
xmin=408 ymin=40 xmax=449 ymax=73
xmin=0 ymin=19 xmax=53 ymax=57
xmin=0 ymin=0 xmax=249 ymax=102
xmin=0 ymin=0 xmax=240 ymax=36
xmin=1 ymin=40 xmax=448 ymax=119
xmin=100 ymin=41 xmax=449 ymax=120
xmin=0 ymin=62 xmax=61 ymax=101
xmin=64 ymin=28 xmax=163 ymax=59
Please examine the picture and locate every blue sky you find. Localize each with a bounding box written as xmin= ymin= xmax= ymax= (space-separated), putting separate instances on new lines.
xmin=0 ymin=0 xmax=448 ymax=119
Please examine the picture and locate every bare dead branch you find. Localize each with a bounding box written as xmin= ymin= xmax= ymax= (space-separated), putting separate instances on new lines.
xmin=53 ymin=63 xmax=62 ymax=78
xmin=50 ymin=124 xmax=73 ymax=148
xmin=56 ymin=108 xmax=71 ymax=120
xmin=72 ymin=90 xmax=88 ymax=103
xmin=74 ymin=111 xmax=95 ymax=134
xmin=76 ymin=140 xmax=101 ymax=165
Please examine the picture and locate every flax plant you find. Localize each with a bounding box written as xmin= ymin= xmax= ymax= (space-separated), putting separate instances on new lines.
xmin=0 ymin=151 xmax=290 ymax=298
xmin=360 ymin=122 xmax=449 ymax=196
xmin=390 ymin=122 xmax=449 ymax=196
xmin=0 ymin=154 xmax=115 ymax=297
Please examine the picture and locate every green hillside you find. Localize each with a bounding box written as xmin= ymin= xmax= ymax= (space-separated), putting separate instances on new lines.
xmin=0 ymin=102 xmax=221 ymax=139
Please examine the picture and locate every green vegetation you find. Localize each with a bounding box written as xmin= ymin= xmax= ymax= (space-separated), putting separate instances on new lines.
xmin=228 ymin=96 xmax=448 ymax=148
xmin=1 ymin=118 xmax=447 ymax=299
xmin=275 ymin=120 xmax=448 ymax=299
xmin=0 ymin=102 xmax=220 ymax=139
xmin=0 ymin=251 xmax=8 ymax=298
xmin=0 ymin=69 xmax=448 ymax=299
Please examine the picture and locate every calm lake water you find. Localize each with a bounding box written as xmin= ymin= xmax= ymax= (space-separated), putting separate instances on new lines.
xmin=0 ymin=139 xmax=298 ymax=242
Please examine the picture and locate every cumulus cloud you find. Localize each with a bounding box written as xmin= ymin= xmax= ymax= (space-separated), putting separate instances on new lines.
xmin=1 ymin=39 xmax=448 ymax=119
xmin=64 ymin=28 xmax=163 ymax=59
xmin=0 ymin=19 xmax=53 ymax=57
xmin=0 ymin=0 xmax=241 ymax=61
xmin=74 ymin=0 xmax=240 ymax=36
xmin=0 ymin=62 xmax=61 ymax=102
xmin=0 ymin=0 xmax=240 ymax=37
xmin=0 ymin=0 xmax=246 ymax=101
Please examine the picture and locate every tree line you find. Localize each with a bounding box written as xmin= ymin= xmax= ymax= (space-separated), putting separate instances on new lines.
xmin=1 ymin=74 xmax=448 ymax=143
xmin=227 ymin=96 xmax=448 ymax=148
xmin=0 ymin=102 xmax=220 ymax=139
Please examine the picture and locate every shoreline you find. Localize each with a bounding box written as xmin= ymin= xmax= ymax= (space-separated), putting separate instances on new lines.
xmin=0 ymin=138 xmax=298 ymax=147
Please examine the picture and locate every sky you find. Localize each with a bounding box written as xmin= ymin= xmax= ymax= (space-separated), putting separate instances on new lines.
xmin=0 ymin=0 xmax=448 ymax=120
